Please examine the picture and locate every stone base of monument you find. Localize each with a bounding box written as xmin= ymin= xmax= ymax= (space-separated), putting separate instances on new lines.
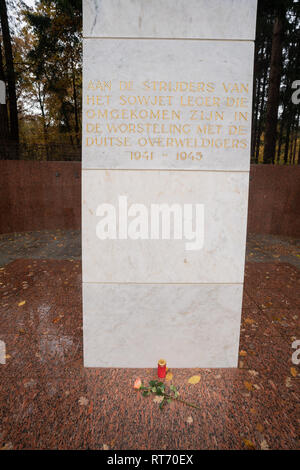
xmin=83 ymin=283 xmax=243 ymax=368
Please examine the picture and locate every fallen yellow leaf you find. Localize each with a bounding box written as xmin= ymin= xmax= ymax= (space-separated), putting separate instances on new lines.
xmin=245 ymin=318 xmax=255 ymax=325
xmin=188 ymin=375 xmax=201 ymax=385
xmin=244 ymin=381 xmax=254 ymax=391
xmin=240 ymin=350 xmax=247 ymax=357
xmin=18 ymin=301 xmax=26 ymax=307
xmin=290 ymin=367 xmax=298 ymax=377
xmin=165 ymin=372 xmax=173 ymax=381
xmin=243 ymin=438 xmax=255 ymax=450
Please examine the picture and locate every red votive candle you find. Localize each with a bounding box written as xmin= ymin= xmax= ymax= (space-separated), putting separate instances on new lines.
xmin=157 ymin=359 xmax=166 ymax=378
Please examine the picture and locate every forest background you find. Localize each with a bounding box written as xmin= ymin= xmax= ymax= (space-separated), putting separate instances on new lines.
xmin=0 ymin=0 xmax=299 ymax=164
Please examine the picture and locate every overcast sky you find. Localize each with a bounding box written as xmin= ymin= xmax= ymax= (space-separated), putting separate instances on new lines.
xmin=23 ymin=0 xmax=36 ymax=7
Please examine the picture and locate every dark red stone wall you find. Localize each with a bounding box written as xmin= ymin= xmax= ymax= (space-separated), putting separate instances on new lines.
xmin=247 ymin=165 xmax=300 ymax=237
xmin=0 ymin=161 xmax=299 ymax=236
xmin=0 ymin=161 xmax=81 ymax=234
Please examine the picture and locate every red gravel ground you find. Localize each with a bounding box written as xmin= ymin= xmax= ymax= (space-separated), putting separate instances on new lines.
xmin=0 ymin=256 xmax=299 ymax=450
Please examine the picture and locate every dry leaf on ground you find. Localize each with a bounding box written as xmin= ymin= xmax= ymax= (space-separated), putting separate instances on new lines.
xmin=188 ymin=375 xmax=201 ymax=385
xmin=260 ymin=439 xmax=269 ymax=450
xmin=244 ymin=381 xmax=254 ymax=391
xmin=165 ymin=372 xmax=173 ymax=381
xmin=1 ymin=442 xmax=13 ymax=450
xmin=52 ymin=317 xmax=62 ymax=324
xmin=153 ymin=396 xmax=164 ymax=404
xmin=242 ymin=438 xmax=256 ymax=450
xmin=78 ymin=396 xmax=89 ymax=406
xmin=290 ymin=367 xmax=298 ymax=377
xmin=285 ymin=377 xmax=292 ymax=388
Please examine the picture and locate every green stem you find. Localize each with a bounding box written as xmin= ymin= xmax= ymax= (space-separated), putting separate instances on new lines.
xmin=163 ymin=393 xmax=202 ymax=410
xmin=141 ymin=387 xmax=201 ymax=411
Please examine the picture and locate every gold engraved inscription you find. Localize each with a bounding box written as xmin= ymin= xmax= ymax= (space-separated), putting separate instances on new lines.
xmin=84 ymin=80 xmax=251 ymax=164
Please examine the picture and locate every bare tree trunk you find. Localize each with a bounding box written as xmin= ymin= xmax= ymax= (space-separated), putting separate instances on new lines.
xmin=263 ymin=7 xmax=285 ymax=164
xmin=0 ymin=0 xmax=19 ymax=155
xmin=284 ymin=109 xmax=294 ymax=164
xmin=255 ymin=56 xmax=268 ymax=163
xmin=37 ymin=82 xmax=49 ymax=160
xmin=291 ymin=113 xmax=299 ymax=164
xmin=252 ymin=75 xmax=261 ymax=162
xmin=276 ymin=100 xmax=286 ymax=163
xmin=251 ymin=38 xmax=260 ymax=162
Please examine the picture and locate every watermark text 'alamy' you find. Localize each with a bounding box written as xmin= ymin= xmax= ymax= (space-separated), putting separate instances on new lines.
xmin=95 ymin=196 xmax=204 ymax=251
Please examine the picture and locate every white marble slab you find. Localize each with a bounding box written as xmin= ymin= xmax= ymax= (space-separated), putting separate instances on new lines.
xmin=82 ymin=0 xmax=257 ymax=368
xmin=83 ymin=283 xmax=243 ymax=368
xmin=82 ymin=39 xmax=254 ymax=171
xmin=83 ymin=0 xmax=257 ymax=40
xmin=82 ymin=170 xmax=248 ymax=283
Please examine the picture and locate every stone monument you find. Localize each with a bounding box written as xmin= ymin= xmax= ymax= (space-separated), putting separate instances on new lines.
xmin=82 ymin=0 xmax=257 ymax=367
